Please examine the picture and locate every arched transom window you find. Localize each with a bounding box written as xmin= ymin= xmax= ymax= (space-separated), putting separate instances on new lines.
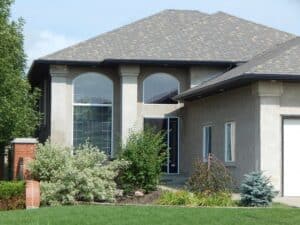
xmin=73 ymin=72 xmax=113 ymax=155
xmin=143 ymin=73 xmax=179 ymax=104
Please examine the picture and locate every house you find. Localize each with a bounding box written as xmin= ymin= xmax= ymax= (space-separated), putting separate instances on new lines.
xmin=28 ymin=10 xmax=300 ymax=196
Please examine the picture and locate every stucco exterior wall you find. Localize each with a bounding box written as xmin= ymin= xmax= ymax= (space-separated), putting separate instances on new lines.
xmin=50 ymin=65 xmax=121 ymax=154
xmin=189 ymin=65 xmax=229 ymax=88
xmin=182 ymin=85 xmax=260 ymax=184
xmin=257 ymin=81 xmax=300 ymax=193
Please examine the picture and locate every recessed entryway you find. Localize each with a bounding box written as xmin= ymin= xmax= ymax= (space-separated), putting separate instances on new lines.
xmin=283 ymin=118 xmax=300 ymax=196
xmin=144 ymin=117 xmax=179 ymax=174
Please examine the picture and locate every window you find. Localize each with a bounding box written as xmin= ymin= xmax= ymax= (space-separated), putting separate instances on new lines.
xmin=225 ymin=122 xmax=235 ymax=162
xmin=202 ymin=125 xmax=212 ymax=161
xmin=73 ymin=73 xmax=113 ymax=155
xmin=143 ymin=73 xmax=179 ymax=104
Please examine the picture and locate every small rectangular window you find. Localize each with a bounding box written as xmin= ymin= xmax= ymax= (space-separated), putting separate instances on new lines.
xmin=225 ymin=122 xmax=236 ymax=162
xmin=202 ymin=125 xmax=212 ymax=161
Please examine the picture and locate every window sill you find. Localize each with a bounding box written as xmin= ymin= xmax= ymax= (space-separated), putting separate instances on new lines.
xmin=225 ymin=162 xmax=236 ymax=168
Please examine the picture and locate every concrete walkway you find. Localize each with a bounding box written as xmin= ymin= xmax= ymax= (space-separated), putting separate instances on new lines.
xmin=274 ymin=197 xmax=300 ymax=208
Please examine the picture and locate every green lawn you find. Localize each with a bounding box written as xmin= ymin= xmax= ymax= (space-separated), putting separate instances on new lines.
xmin=0 ymin=205 xmax=299 ymax=225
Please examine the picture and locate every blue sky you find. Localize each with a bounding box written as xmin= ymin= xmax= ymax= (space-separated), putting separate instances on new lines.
xmin=11 ymin=0 xmax=300 ymax=67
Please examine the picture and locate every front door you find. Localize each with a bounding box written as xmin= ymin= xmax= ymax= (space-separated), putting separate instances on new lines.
xmin=144 ymin=117 xmax=179 ymax=174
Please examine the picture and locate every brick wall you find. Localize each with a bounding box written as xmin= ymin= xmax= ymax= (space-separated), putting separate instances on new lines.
xmin=11 ymin=139 xmax=37 ymax=180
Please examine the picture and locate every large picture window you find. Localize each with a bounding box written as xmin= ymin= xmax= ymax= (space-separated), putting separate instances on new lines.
xmin=73 ymin=73 xmax=113 ymax=155
xmin=143 ymin=73 xmax=179 ymax=104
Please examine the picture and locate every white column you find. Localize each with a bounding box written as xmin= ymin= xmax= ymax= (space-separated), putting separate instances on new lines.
xmin=119 ymin=65 xmax=140 ymax=144
xmin=50 ymin=65 xmax=72 ymax=146
xmin=253 ymin=81 xmax=283 ymax=192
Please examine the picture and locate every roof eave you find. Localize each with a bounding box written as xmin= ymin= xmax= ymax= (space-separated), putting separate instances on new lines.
xmin=175 ymin=73 xmax=300 ymax=101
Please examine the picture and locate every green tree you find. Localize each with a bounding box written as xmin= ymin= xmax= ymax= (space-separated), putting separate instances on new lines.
xmin=0 ymin=0 xmax=40 ymax=149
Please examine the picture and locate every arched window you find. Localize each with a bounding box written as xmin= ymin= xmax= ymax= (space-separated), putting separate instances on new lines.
xmin=143 ymin=73 xmax=179 ymax=104
xmin=73 ymin=73 xmax=113 ymax=155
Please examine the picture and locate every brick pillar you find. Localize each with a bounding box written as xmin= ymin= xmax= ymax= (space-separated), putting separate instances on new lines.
xmin=11 ymin=138 xmax=40 ymax=209
xmin=11 ymin=138 xmax=38 ymax=180
xmin=26 ymin=180 xmax=40 ymax=209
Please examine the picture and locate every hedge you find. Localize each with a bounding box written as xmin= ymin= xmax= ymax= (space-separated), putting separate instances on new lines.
xmin=0 ymin=181 xmax=25 ymax=210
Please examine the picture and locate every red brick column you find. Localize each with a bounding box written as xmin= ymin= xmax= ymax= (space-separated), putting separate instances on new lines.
xmin=11 ymin=138 xmax=40 ymax=209
xmin=11 ymin=138 xmax=38 ymax=179
xmin=26 ymin=180 xmax=40 ymax=209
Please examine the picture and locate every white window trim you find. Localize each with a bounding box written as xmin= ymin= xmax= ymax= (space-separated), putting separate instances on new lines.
xmin=142 ymin=73 xmax=180 ymax=105
xmin=202 ymin=125 xmax=212 ymax=162
xmin=71 ymin=72 xmax=114 ymax=157
xmin=224 ymin=122 xmax=236 ymax=162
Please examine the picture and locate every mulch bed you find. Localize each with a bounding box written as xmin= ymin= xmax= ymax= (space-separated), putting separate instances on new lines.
xmin=117 ymin=190 xmax=162 ymax=205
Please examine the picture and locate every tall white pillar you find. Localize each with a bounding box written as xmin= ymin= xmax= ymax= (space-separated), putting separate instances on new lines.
xmin=119 ymin=65 xmax=140 ymax=144
xmin=253 ymin=81 xmax=283 ymax=192
xmin=50 ymin=65 xmax=72 ymax=146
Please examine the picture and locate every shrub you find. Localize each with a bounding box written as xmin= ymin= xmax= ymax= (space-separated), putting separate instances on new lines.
xmin=157 ymin=190 xmax=196 ymax=206
xmin=118 ymin=128 xmax=166 ymax=194
xmin=0 ymin=181 xmax=25 ymax=210
xmin=188 ymin=154 xmax=233 ymax=193
xmin=240 ymin=171 xmax=277 ymax=207
xmin=196 ymin=191 xmax=235 ymax=207
xmin=28 ymin=141 xmax=128 ymax=206
xmin=157 ymin=190 xmax=235 ymax=207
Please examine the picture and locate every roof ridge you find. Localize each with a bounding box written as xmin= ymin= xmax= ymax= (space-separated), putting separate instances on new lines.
xmin=41 ymin=9 xmax=199 ymax=60
xmin=212 ymin=11 xmax=295 ymax=37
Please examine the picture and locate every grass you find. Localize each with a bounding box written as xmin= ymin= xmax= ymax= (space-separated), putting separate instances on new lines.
xmin=0 ymin=204 xmax=299 ymax=225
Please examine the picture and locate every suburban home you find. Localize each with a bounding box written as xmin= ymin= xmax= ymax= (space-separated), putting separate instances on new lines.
xmin=28 ymin=10 xmax=300 ymax=196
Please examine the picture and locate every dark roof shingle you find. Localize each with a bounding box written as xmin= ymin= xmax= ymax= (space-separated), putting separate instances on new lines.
xmin=175 ymin=37 xmax=300 ymax=100
xmin=39 ymin=9 xmax=295 ymax=63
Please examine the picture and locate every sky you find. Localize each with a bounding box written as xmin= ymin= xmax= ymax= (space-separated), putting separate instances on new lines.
xmin=11 ymin=0 xmax=300 ymax=68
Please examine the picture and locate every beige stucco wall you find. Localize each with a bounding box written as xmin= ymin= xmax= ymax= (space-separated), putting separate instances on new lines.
xmin=257 ymin=81 xmax=300 ymax=193
xmin=182 ymin=80 xmax=300 ymax=193
xmin=49 ymin=64 xmax=235 ymax=171
xmin=189 ymin=65 xmax=229 ymax=88
xmin=182 ymin=85 xmax=260 ymax=184
xmin=50 ymin=65 xmax=121 ymax=155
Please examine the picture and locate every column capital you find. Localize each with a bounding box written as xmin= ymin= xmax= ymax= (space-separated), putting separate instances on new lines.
xmin=50 ymin=65 xmax=69 ymax=77
xmin=119 ymin=64 xmax=140 ymax=77
xmin=252 ymin=81 xmax=283 ymax=97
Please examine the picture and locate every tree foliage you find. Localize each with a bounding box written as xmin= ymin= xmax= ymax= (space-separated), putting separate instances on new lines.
xmin=118 ymin=128 xmax=166 ymax=194
xmin=0 ymin=0 xmax=40 ymax=148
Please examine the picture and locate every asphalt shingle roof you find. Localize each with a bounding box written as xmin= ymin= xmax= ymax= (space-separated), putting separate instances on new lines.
xmin=175 ymin=37 xmax=300 ymax=100
xmin=40 ymin=9 xmax=295 ymax=63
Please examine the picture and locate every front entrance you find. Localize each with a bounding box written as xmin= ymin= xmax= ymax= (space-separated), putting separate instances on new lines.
xmin=283 ymin=118 xmax=300 ymax=196
xmin=144 ymin=117 xmax=179 ymax=174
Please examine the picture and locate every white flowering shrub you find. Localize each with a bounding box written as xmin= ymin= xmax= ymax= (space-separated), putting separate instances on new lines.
xmin=28 ymin=141 xmax=128 ymax=206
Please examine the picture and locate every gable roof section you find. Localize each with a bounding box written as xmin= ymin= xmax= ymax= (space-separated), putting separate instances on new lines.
xmin=175 ymin=37 xmax=300 ymax=100
xmin=38 ymin=10 xmax=295 ymax=63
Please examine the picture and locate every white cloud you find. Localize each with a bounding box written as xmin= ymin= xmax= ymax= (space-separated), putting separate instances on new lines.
xmin=25 ymin=30 xmax=80 ymax=68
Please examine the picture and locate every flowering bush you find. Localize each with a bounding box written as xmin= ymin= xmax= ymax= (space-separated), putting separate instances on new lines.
xmin=28 ymin=141 xmax=128 ymax=206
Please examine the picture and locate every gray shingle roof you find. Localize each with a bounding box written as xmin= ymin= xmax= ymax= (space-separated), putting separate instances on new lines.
xmin=249 ymin=42 xmax=300 ymax=75
xmin=175 ymin=37 xmax=300 ymax=100
xmin=40 ymin=9 xmax=295 ymax=63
